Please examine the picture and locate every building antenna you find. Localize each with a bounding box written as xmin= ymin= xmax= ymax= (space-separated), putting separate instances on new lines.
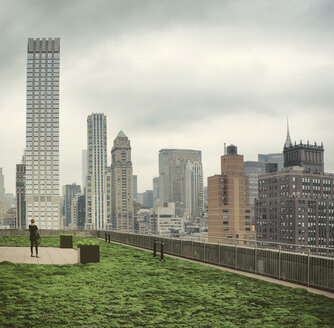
xmin=224 ymin=143 xmax=227 ymax=155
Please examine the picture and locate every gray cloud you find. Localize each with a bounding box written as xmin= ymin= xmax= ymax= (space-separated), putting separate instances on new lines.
xmin=1 ymin=0 xmax=334 ymax=193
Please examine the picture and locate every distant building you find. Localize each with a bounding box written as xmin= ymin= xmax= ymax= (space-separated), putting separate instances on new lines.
xmin=203 ymin=186 xmax=208 ymax=212
xmin=63 ymin=183 xmax=81 ymax=227
xmin=5 ymin=194 xmax=15 ymax=208
xmin=111 ymin=131 xmax=134 ymax=231
xmin=16 ymin=162 xmax=26 ymax=229
xmin=245 ymin=152 xmax=284 ymax=224
xmin=153 ymin=177 xmax=159 ymax=203
xmin=143 ymin=190 xmax=153 ymax=208
xmin=132 ymin=175 xmax=138 ymax=201
xmin=185 ymin=161 xmax=204 ymax=218
xmin=76 ymin=194 xmax=86 ymax=229
xmin=208 ymin=145 xmax=255 ymax=244
xmin=85 ymin=113 xmax=112 ymax=230
xmin=159 ymin=149 xmax=202 ymax=218
xmin=2 ymin=208 xmax=16 ymax=229
xmin=258 ymin=153 xmax=284 ymax=171
xmin=71 ymin=193 xmax=85 ymax=229
xmin=150 ymin=202 xmax=184 ymax=236
xmin=136 ymin=209 xmax=151 ymax=234
xmin=244 ymin=161 xmax=265 ymax=223
xmin=137 ymin=193 xmax=144 ymax=205
xmin=133 ymin=200 xmax=142 ymax=232
xmin=82 ymin=150 xmax=87 ymax=189
xmin=255 ymin=127 xmax=333 ymax=254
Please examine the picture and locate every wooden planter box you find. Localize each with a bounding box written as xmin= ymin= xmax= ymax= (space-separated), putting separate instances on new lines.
xmin=60 ymin=235 xmax=73 ymax=248
xmin=78 ymin=245 xmax=100 ymax=264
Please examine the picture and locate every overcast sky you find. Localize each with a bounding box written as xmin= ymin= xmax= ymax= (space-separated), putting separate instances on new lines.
xmin=1 ymin=0 xmax=334 ymax=194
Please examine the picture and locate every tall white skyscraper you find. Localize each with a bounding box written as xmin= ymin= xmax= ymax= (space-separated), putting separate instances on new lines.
xmin=85 ymin=114 xmax=112 ymax=230
xmin=25 ymin=38 xmax=61 ymax=229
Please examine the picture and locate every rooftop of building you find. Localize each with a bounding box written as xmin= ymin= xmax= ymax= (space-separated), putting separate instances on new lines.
xmin=259 ymin=166 xmax=334 ymax=178
xmin=159 ymin=148 xmax=202 ymax=153
xmin=0 ymin=235 xmax=333 ymax=327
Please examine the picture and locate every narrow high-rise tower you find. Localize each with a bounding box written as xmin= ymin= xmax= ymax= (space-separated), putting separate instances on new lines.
xmin=85 ymin=114 xmax=112 ymax=230
xmin=111 ymin=131 xmax=134 ymax=231
xmin=25 ymin=38 xmax=61 ymax=229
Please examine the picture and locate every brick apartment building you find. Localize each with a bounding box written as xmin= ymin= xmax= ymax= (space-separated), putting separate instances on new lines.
xmin=208 ymin=145 xmax=256 ymax=244
xmin=255 ymin=132 xmax=334 ymax=255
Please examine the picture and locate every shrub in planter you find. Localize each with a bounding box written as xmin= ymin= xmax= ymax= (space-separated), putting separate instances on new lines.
xmin=60 ymin=234 xmax=73 ymax=248
xmin=77 ymin=240 xmax=100 ymax=264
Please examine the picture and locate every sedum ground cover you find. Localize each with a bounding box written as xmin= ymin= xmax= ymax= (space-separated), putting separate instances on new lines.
xmin=0 ymin=237 xmax=333 ymax=328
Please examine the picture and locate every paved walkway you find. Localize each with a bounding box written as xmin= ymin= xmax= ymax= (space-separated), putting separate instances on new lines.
xmin=0 ymin=247 xmax=78 ymax=265
xmin=109 ymin=240 xmax=334 ymax=299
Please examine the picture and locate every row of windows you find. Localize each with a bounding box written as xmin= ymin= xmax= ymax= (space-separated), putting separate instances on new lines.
xmin=27 ymin=63 xmax=60 ymax=68
xmin=27 ymin=53 xmax=59 ymax=59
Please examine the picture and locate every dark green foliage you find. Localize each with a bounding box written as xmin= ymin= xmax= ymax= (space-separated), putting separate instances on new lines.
xmin=76 ymin=239 xmax=99 ymax=246
xmin=0 ymin=236 xmax=333 ymax=327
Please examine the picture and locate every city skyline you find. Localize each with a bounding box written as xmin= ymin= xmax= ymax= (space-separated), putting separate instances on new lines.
xmin=1 ymin=1 xmax=334 ymax=194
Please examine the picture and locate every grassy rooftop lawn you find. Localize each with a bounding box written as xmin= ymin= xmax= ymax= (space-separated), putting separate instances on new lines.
xmin=0 ymin=237 xmax=333 ymax=328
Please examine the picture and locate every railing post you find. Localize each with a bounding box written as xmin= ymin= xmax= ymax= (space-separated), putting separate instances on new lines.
xmin=171 ymin=235 xmax=173 ymax=255
xmin=235 ymin=240 xmax=238 ymax=270
xmin=204 ymin=239 xmax=206 ymax=262
xmin=108 ymin=232 xmax=110 ymax=244
xmin=278 ymin=245 xmax=281 ymax=280
xmin=218 ymin=240 xmax=221 ymax=266
xmin=254 ymin=243 xmax=257 ymax=274
xmin=160 ymin=242 xmax=164 ymax=261
xmin=153 ymin=240 xmax=157 ymax=257
xmin=192 ymin=239 xmax=194 ymax=260
xmin=105 ymin=231 xmax=107 ymax=243
xmin=307 ymin=248 xmax=311 ymax=286
xmin=180 ymin=236 xmax=183 ymax=257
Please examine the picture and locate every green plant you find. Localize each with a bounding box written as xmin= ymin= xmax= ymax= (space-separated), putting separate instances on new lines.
xmin=77 ymin=239 xmax=99 ymax=247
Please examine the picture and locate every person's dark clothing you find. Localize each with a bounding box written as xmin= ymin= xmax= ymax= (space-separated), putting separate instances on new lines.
xmin=29 ymin=224 xmax=39 ymax=255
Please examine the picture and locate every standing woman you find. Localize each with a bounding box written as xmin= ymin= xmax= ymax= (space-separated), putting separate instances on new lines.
xmin=29 ymin=219 xmax=39 ymax=258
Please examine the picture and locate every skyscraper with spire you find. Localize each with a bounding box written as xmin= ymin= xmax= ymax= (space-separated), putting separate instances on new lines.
xmin=111 ymin=131 xmax=134 ymax=231
xmin=283 ymin=119 xmax=324 ymax=174
xmin=255 ymin=124 xmax=333 ymax=254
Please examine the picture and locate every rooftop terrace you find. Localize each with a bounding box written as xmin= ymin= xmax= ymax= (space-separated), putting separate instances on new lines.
xmin=0 ymin=236 xmax=333 ymax=327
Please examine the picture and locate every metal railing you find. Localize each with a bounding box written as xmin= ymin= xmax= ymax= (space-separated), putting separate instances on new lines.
xmin=1 ymin=228 xmax=333 ymax=292
xmin=99 ymin=229 xmax=334 ymax=292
